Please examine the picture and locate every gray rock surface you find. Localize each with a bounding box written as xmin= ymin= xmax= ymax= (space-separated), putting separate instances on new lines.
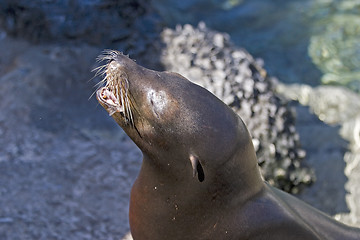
xmin=0 ymin=0 xmax=159 ymax=44
xmin=0 ymin=37 xmax=139 ymax=239
xmin=0 ymin=0 xmax=163 ymax=69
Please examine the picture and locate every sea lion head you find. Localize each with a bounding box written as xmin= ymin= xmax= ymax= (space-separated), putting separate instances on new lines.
xmin=96 ymin=51 xmax=258 ymax=183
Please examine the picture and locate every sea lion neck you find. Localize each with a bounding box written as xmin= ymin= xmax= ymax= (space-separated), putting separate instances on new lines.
xmin=134 ymin=114 xmax=264 ymax=208
xmin=135 ymin=151 xmax=263 ymax=209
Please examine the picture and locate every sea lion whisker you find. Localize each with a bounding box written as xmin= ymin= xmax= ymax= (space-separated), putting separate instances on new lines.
xmin=93 ymin=68 xmax=107 ymax=80
xmin=127 ymin=99 xmax=134 ymax=126
xmin=97 ymin=49 xmax=123 ymax=62
xmin=89 ymin=81 xmax=105 ymax=100
xmin=92 ymin=75 xmax=108 ymax=88
xmin=122 ymin=92 xmax=128 ymax=117
xmin=91 ymin=64 xmax=108 ymax=75
xmin=88 ymin=75 xmax=110 ymax=100
xmin=88 ymin=89 xmax=98 ymax=100
xmin=121 ymin=89 xmax=130 ymax=123
xmin=120 ymin=86 xmax=126 ymax=109
xmin=87 ymin=71 xmax=101 ymax=84
xmin=96 ymin=52 xmax=113 ymax=62
xmin=129 ymin=107 xmax=134 ymax=126
xmin=125 ymin=95 xmax=134 ymax=126
xmin=89 ymin=62 xmax=113 ymax=100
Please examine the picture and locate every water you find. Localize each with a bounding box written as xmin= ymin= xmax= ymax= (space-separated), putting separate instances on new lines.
xmin=309 ymin=0 xmax=360 ymax=92
xmin=153 ymin=0 xmax=360 ymax=92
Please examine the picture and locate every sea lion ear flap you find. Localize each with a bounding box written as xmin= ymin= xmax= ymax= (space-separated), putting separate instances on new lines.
xmin=189 ymin=154 xmax=205 ymax=182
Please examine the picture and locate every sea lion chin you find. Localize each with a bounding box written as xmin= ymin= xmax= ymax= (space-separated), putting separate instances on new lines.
xmin=95 ymin=50 xmax=360 ymax=240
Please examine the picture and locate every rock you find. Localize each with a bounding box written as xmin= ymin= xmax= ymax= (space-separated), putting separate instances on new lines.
xmin=0 ymin=37 xmax=139 ymax=239
xmin=0 ymin=0 xmax=163 ymax=69
xmin=276 ymin=83 xmax=360 ymax=227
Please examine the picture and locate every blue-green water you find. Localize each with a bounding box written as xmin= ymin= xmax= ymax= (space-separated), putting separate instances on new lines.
xmin=153 ymin=0 xmax=360 ymax=92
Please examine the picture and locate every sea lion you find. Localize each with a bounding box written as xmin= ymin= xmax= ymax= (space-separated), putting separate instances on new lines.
xmin=95 ymin=50 xmax=360 ymax=240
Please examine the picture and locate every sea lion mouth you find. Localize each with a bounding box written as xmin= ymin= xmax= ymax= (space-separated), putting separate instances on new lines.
xmin=95 ymin=51 xmax=134 ymax=126
xmin=97 ymin=87 xmax=124 ymax=114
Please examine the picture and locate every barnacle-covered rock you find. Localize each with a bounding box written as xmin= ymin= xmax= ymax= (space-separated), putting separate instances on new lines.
xmin=161 ymin=23 xmax=315 ymax=193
